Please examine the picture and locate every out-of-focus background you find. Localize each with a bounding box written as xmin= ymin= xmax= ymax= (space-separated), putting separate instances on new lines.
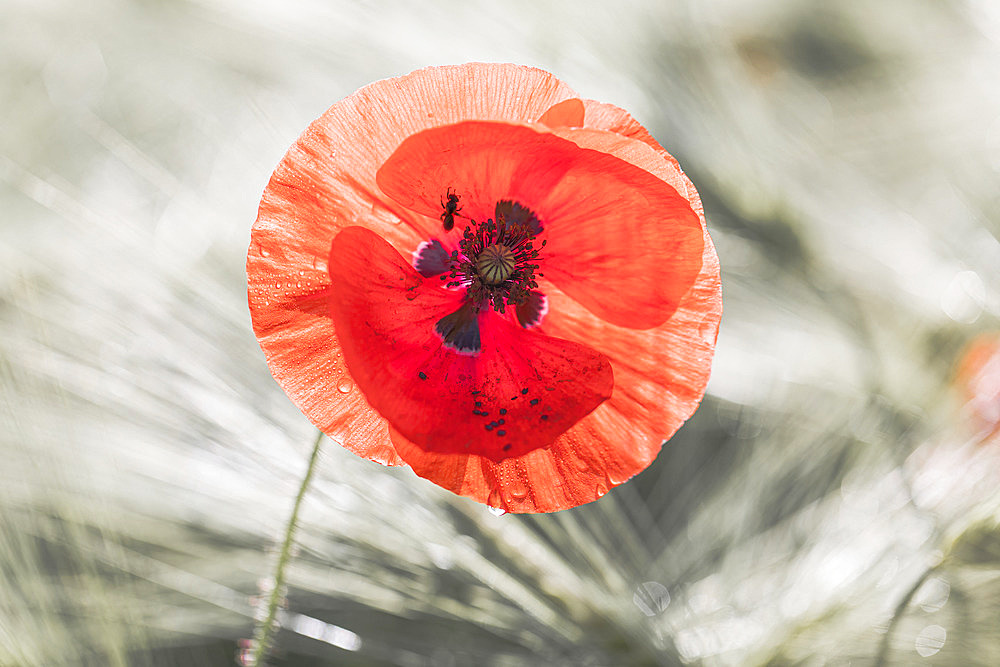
xmin=3 ymin=0 xmax=1000 ymax=665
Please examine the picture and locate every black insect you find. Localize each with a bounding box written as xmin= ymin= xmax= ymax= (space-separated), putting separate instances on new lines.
xmin=440 ymin=188 xmax=461 ymax=231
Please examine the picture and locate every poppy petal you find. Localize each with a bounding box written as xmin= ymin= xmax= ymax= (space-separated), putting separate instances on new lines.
xmin=246 ymin=280 xmax=404 ymax=466
xmin=582 ymin=99 xmax=665 ymax=152
xmin=542 ymin=230 xmax=721 ymax=483
xmin=375 ymin=120 xmax=704 ymax=330
xmin=535 ymin=126 xmax=722 ymax=509
xmin=537 ymin=97 xmax=585 ymax=128
xmin=328 ymin=226 xmax=614 ymax=462
xmin=580 ymin=99 xmax=707 ymax=223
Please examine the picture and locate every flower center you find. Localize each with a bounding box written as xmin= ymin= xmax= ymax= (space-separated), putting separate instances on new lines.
xmin=443 ymin=207 xmax=545 ymax=314
xmin=476 ymin=244 xmax=516 ymax=285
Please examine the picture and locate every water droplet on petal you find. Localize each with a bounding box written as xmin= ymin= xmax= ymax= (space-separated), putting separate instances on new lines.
xmin=574 ymin=458 xmax=589 ymax=472
xmin=487 ymin=489 xmax=506 ymax=516
xmin=608 ymin=471 xmax=628 ymax=485
xmin=510 ymin=481 xmax=528 ymax=499
xmin=699 ymin=315 xmax=718 ymax=344
xmin=371 ymin=445 xmax=396 ymax=465
xmin=595 ymin=482 xmax=608 ymax=498
xmin=337 ymin=378 xmax=354 ymax=394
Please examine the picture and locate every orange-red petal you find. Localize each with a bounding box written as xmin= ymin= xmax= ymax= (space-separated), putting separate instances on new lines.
xmin=537 ymin=97 xmax=585 ymax=128
xmin=376 ymin=120 xmax=704 ymax=329
xmin=328 ymin=226 xmax=614 ymax=461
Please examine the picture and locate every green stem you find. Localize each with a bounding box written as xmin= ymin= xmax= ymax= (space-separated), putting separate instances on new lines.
xmin=250 ymin=429 xmax=324 ymax=666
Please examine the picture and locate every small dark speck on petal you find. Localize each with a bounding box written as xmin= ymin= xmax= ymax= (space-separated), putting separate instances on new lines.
xmin=503 ymin=444 xmax=512 ymax=451
xmin=540 ymin=415 xmax=549 ymax=421
xmin=475 ymin=401 xmax=482 ymax=407
xmin=485 ymin=423 xmax=494 ymax=431
xmin=497 ymin=419 xmax=505 ymax=425
xmin=497 ymin=430 xmax=507 ymax=436
xmin=418 ymin=371 xmax=427 ymax=380
xmin=530 ymin=398 xmax=539 ymax=406
xmin=499 ymin=408 xmax=507 ymax=415
xmin=521 ymin=388 xmax=529 ymax=395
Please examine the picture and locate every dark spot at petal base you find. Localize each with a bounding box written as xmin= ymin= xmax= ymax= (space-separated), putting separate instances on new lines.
xmin=413 ymin=239 xmax=451 ymax=277
xmin=495 ymin=200 xmax=543 ymax=235
xmin=434 ymin=302 xmax=481 ymax=354
xmin=516 ymin=291 xmax=548 ymax=329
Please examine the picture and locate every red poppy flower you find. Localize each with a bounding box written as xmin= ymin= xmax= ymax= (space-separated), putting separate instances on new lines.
xmin=248 ymin=63 xmax=721 ymax=513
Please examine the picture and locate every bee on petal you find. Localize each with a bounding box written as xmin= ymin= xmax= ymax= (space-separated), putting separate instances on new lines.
xmin=440 ymin=188 xmax=461 ymax=231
